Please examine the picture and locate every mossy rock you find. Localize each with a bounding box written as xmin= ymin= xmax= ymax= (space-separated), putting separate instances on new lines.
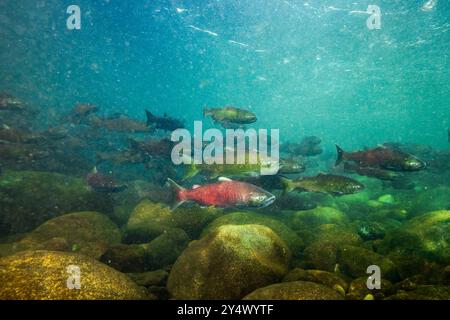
xmin=283 ymin=268 xmax=348 ymax=294
xmin=101 ymin=228 xmax=189 ymax=272
xmin=100 ymin=243 xmax=148 ymax=273
xmin=201 ymin=211 xmax=304 ymax=256
xmin=301 ymin=224 xmax=361 ymax=272
xmin=14 ymin=211 xmax=121 ymax=259
xmin=337 ymin=245 xmax=398 ymax=281
xmin=0 ymin=170 xmax=113 ymax=235
xmin=385 ymin=285 xmax=450 ymax=300
xmin=288 ymin=206 xmax=348 ymax=230
xmin=126 ymin=270 xmax=168 ymax=287
xmin=167 ymin=224 xmax=290 ymax=299
xmin=411 ymin=187 xmax=450 ymax=215
xmin=172 ymin=205 xmax=223 ymax=239
xmin=123 ymin=200 xmax=176 ymax=243
xmin=143 ymin=228 xmax=190 ymax=270
xmin=243 ymin=281 xmax=344 ymax=300
xmin=346 ymin=276 xmax=394 ymax=300
xmin=0 ymin=250 xmax=150 ymax=299
xmin=379 ymin=210 xmax=450 ymax=272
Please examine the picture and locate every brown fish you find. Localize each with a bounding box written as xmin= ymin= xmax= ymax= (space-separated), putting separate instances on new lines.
xmin=128 ymin=137 xmax=173 ymax=159
xmin=89 ymin=115 xmax=152 ymax=133
xmin=0 ymin=93 xmax=24 ymax=111
xmin=336 ymin=145 xmax=426 ymax=171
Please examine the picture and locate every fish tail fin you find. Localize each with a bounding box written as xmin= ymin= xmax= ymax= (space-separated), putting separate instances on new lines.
xmin=280 ymin=177 xmax=295 ymax=195
xmin=180 ymin=154 xmax=200 ymax=180
xmin=182 ymin=162 xmax=200 ymax=180
xmin=335 ymin=145 xmax=346 ymax=166
xmin=145 ymin=110 xmax=155 ymax=126
xmin=203 ymin=107 xmax=212 ymax=117
xmin=166 ymin=178 xmax=187 ymax=210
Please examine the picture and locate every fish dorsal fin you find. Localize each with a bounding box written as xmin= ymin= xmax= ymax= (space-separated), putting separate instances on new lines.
xmin=92 ymin=166 xmax=98 ymax=174
xmin=218 ymin=177 xmax=232 ymax=182
xmin=192 ymin=184 xmax=200 ymax=189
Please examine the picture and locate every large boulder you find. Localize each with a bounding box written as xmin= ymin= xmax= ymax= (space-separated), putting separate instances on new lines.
xmin=0 ymin=170 xmax=113 ymax=235
xmin=201 ymin=211 xmax=303 ymax=256
xmin=167 ymin=224 xmax=290 ymax=299
xmin=337 ymin=245 xmax=398 ymax=281
xmin=123 ymin=200 xmax=176 ymax=243
xmin=172 ymin=205 xmax=223 ymax=239
xmin=0 ymin=250 xmax=150 ymax=299
xmin=385 ymin=285 xmax=450 ymax=300
xmin=8 ymin=211 xmax=122 ymax=259
xmin=101 ymin=228 xmax=189 ymax=272
xmin=288 ymin=206 xmax=349 ymax=231
xmin=283 ymin=268 xmax=348 ymax=294
xmin=302 ymin=224 xmax=361 ymax=271
xmin=243 ymin=281 xmax=344 ymax=300
xmin=378 ymin=210 xmax=450 ymax=278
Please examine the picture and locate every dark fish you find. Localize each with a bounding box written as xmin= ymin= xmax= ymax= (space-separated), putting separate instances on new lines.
xmin=86 ymin=167 xmax=127 ymax=193
xmin=203 ymin=106 xmax=257 ymax=127
xmin=278 ymin=157 xmax=306 ymax=174
xmin=128 ymin=137 xmax=173 ymax=159
xmin=0 ymin=93 xmax=24 ymax=111
xmin=336 ymin=145 xmax=426 ymax=171
xmin=145 ymin=110 xmax=184 ymax=131
xmin=167 ymin=177 xmax=276 ymax=209
xmin=66 ymin=103 xmax=99 ymax=124
xmin=95 ymin=150 xmax=144 ymax=165
xmin=89 ymin=115 xmax=151 ymax=133
xmin=343 ymin=162 xmax=402 ymax=181
xmin=0 ymin=140 xmax=49 ymax=162
xmin=281 ymin=137 xmax=323 ymax=157
xmin=281 ymin=173 xmax=365 ymax=196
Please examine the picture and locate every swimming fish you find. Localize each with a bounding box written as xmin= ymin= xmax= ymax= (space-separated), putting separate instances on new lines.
xmin=167 ymin=177 xmax=276 ymax=209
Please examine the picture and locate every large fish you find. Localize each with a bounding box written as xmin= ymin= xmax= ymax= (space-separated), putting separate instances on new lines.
xmin=343 ymin=163 xmax=402 ymax=181
xmin=167 ymin=177 xmax=276 ymax=209
xmin=203 ymin=106 xmax=257 ymax=127
xmin=89 ymin=114 xmax=151 ymax=133
xmin=145 ymin=110 xmax=184 ymax=131
xmin=336 ymin=145 xmax=426 ymax=171
xmin=281 ymin=173 xmax=364 ymax=196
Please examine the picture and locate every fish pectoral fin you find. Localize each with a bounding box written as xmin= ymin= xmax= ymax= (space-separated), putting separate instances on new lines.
xmin=218 ymin=176 xmax=233 ymax=182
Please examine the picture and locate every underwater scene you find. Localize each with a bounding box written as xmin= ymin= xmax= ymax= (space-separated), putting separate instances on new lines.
xmin=0 ymin=0 xmax=449 ymax=301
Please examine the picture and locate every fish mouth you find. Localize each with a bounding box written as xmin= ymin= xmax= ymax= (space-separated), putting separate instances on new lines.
xmin=260 ymin=194 xmax=276 ymax=208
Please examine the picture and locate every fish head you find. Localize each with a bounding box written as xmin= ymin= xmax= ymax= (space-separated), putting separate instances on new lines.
xmin=242 ymin=112 xmax=257 ymax=123
xmin=279 ymin=158 xmax=305 ymax=174
xmin=246 ymin=188 xmax=276 ymax=208
xmin=403 ymin=155 xmax=426 ymax=171
xmin=342 ymin=180 xmax=365 ymax=194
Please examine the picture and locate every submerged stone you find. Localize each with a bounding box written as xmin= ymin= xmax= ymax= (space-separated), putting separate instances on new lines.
xmin=243 ymin=281 xmax=344 ymax=300
xmin=0 ymin=250 xmax=149 ymax=299
xmin=167 ymin=224 xmax=290 ymax=299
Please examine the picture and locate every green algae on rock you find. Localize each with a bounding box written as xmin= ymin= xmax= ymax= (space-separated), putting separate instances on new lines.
xmin=0 ymin=170 xmax=113 ymax=235
xmin=243 ymin=281 xmax=344 ymax=300
xmin=379 ymin=210 xmax=450 ymax=276
xmin=167 ymin=224 xmax=290 ymax=300
xmin=385 ymin=285 xmax=450 ymax=300
xmin=201 ymin=211 xmax=304 ymax=256
xmin=288 ymin=206 xmax=349 ymax=230
xmin=101 ymin=228 xmax=189 ymax=272
xmin=337 ymin=245 xmax=398 ymax=281
xmin=15 ymin=211 xmax=122 ymax=259
xmin=0 ymin=250 xmax=150 ymax=300
xmin=123 ymin=199 xmax=176 ymax=243
xmin=346 ymin=276 xmax=394 ymax=300
xmin=282 ymin=268 xmax=348 ymax=294
xmin=172 ymin=205 xmax=223 ymax=239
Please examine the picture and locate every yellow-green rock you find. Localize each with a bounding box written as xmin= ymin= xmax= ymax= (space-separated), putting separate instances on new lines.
xmin=167 ymin=224 xmax=290 ymax=299
xmin=124 ymin=200 xmax=176 ymax=243
xmin=12 ymin=211 xmax=122 ymax=259
xmin=0 ymin=250 xmax=150 ymax=300
xmin=283 ymin=268 xmax=348 ymax=293
xmin=243 ymin=281 xmax=344 ymax=300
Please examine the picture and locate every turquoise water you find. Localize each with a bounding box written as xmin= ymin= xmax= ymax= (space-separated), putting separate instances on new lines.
xmin=0 ymin=1 xmax=449 ymax=300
